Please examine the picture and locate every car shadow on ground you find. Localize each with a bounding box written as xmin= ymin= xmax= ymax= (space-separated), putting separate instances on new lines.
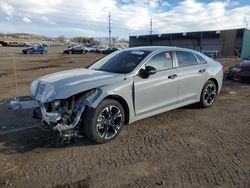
xmin=0 ymin=127 xmax=94 ymax=155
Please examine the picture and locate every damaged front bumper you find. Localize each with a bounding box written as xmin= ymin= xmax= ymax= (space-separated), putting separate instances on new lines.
xmin=9 ymin=89 xmax=101 ymax=136
xmin=9 ymin=97 xmax=62 ymax=124
xmin=9 ymin=97 xmax=40 ymax=110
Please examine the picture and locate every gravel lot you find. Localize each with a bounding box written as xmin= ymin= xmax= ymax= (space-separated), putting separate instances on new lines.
xmin=0 ymin=46 xmax=249 ymax=188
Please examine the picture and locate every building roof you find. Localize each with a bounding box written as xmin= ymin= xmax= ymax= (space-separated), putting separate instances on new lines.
xmin=130 ymin=28 xmax=246 ymax=39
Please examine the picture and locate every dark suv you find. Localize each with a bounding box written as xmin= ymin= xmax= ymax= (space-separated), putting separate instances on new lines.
xmin=63 ymin=45 xmax=86 ymax=54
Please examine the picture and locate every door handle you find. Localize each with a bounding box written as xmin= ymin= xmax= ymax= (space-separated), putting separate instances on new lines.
xmin=199 ymin=69 xmax=206 ymax=73
xmin=168 ymin=74 xmax=177 ymax=79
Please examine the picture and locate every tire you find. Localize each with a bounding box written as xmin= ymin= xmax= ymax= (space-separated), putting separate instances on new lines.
xmin=83 ymin=99 xmax=125 ymax=144
xmin=197 ymin=80 xmax=217 ymax=108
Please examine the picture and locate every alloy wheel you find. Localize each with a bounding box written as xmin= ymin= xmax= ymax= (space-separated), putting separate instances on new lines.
xmin=96 ymin=105 xmax=123 ymax=139
xmin=203 ymin=83 xmax=216 ymax=106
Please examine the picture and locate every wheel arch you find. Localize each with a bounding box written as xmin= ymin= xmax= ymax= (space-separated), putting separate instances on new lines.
xmin=104 ymin=95 xmax=130 ymax=125
xmin=208 ymin=78 xmax=219 ymax=94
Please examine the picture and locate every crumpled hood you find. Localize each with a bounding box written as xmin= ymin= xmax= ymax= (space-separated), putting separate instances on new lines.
xmin=30 ymin=68 xmax=124 ymax=103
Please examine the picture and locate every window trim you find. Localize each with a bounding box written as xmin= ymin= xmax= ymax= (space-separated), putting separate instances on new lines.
xmin=175 ymin=51 xmax=199 ymax=68
xmin=194 ymin=53 xmax=207 ymax=64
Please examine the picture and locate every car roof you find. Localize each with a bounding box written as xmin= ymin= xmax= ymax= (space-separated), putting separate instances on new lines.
xmin=124 ymin=46 xmax=199 ymax=53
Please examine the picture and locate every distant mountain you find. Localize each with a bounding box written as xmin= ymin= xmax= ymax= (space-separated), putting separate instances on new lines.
xmin=0 ymin=33 xmax=58 ymax=42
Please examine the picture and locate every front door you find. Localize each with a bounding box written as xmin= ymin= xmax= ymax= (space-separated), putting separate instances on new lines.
xmin=133 ymin=51 xmax=178 ymax=115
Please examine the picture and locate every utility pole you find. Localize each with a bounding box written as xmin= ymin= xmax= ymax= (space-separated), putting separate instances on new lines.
xmin=108 ymin=12 xmax=111 ymax=47
xmin=150 ymin=18 xmax=152 ymax=35
xmin=148 ymin=18 xmax=152 ymax=46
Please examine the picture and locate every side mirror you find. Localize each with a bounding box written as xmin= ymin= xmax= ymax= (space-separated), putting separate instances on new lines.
xmin=145 ymin=66 xmax=157 ymax=75
xmin=139 ymin=66 xmax=157 ymax=78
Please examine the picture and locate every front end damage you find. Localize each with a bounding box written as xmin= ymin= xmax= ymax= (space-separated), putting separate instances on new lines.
xmin=9 ymin=89 xmax=101 ymax=143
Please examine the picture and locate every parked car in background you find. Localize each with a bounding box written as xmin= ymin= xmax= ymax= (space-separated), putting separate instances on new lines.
xmin=22 ymin=45 xmax=47 ymax=54
xmin=10 ymin=46 xmax=223 ymax=144
xmin=102 ymin=47 xmax=119 ymax=54
xmin=68 ymin=43 xmax=77 ymax=48
xmin=97 ymin=47 xmax=108 ymax=53
xmin=63 ymin=45 xmax=86 ymax=54
xmin=202 ymin=50 xmax=219 ymax=59
xmin=227 ymin=60 xmax=250 ymax=82
xmin=89 ymin=46 xmax=99 ymax=52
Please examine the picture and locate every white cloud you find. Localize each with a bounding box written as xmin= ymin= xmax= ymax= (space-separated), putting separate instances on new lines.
xmin=49 ymin=21 xmax=56 ymax=25
xmin=0 ymin=0 xmax=14 ymax=16
xmin=149 ymin=0 xmax=249 ymax=34
xmin=41 ymin=16 xmax=49 ymax=21
xmin=41 ymin=16 xmax=56 ymax=24
xmin=0 ymin=0 xmax=249 ymax=37
xmin=22 ymin=16 xmax=32 ymax=23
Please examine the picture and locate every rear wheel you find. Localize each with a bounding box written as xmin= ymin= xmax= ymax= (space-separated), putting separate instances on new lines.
xmin=83 ymin=99 xmax=125 ymax=144
xmin=198 ymin=80 xmax=217 ymax=108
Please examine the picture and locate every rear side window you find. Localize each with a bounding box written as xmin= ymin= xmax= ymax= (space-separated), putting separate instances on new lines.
xmin=145 ymin=51 xmax=173 ymax=71
xmin=195 ymin=54 xmax=207 ymax=64
xmin=176 ymin=51 xmax=198 ymax=67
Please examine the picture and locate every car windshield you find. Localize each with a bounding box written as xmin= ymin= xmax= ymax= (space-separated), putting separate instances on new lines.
xmin=89 ymin=50 xmax=150 ymax=74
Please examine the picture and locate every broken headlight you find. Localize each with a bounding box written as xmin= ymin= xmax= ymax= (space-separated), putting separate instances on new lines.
xmin=51 ymin=100 xmax=61 ymax=111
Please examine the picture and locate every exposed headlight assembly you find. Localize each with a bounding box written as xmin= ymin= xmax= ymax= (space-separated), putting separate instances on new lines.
xmin=51 ymin=100 xmax=61 ymax=111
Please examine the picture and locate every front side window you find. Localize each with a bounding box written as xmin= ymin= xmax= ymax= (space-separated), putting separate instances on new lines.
xmin=176 ymin=51 xmax=198 ymax=67
xmin=145 ymin=51 xmax=173 ymax=71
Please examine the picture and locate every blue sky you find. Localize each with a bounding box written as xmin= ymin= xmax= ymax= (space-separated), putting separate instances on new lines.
xmin=0 ymin=0 xmax=249 ymax=38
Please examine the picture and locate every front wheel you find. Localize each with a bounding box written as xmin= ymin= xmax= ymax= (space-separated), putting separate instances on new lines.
xmin=198 ymin=80 xmax=217 ymax=108
xmin=83 ymin=99 xmax=125 ymax=144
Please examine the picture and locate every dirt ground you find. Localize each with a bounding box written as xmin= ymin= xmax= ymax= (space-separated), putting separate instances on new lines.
xmin=0 ymin=46 xmax=104 ymax=100
xmin=0 ymin=46 xmax=249 ymax=188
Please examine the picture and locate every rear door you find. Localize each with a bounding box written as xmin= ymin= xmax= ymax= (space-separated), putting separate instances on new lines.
xmin=175 ymin=51 xmax=207 ymax=102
